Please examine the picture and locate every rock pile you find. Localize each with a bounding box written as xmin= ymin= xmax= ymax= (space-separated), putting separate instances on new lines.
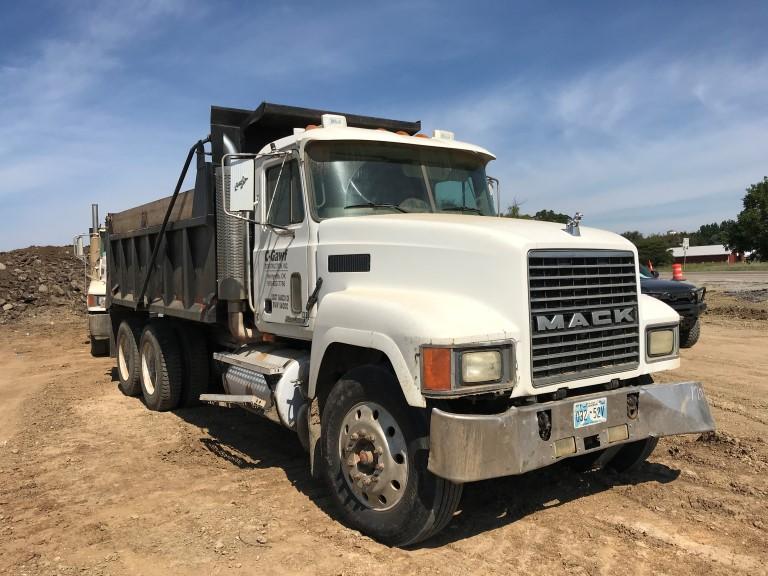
xmin=0 ymin=246 xmax=87 ymax=324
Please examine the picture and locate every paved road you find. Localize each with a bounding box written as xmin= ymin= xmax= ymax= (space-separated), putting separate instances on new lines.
xmin=665 ymin=271 xmax=768 ymax=291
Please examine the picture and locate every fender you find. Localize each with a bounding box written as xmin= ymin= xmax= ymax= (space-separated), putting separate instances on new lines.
xmin=309 ymin=287 xmax=519 ymax=408
xmin=638 ymin=293 xmax=682 ymax=373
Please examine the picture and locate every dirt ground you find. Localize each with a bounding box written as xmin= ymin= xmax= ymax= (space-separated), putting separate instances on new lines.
xmin=1 ymin=299 xmax=767 ymax=575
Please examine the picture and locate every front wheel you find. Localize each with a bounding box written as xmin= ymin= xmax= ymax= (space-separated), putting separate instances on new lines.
xmin=680 ymin=318 xmax=701 ymax=348
xmin=321 ymin=365 xmax=462 ymax=547
xmin=608 ymin=437 xmax=658 ymax=473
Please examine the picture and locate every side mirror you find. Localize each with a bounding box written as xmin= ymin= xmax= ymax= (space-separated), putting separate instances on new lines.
xmin=652 ymin=270 xmax=660 ymax=278
xmin=227 ymin=158 xmax=258 ymax=212
xmin=487 ymin=176 xmax=501 ymax=216
xmin=73 ymin=236 xmax=85 ymax=260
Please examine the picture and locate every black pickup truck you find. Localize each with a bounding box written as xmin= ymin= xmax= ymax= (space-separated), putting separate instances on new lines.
xmin=639 ymin=265 xmax=707 ymax=347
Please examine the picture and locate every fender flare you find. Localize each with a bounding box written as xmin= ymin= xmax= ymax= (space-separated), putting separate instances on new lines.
xmin=309 ymin=325 xmax=423 ymax=407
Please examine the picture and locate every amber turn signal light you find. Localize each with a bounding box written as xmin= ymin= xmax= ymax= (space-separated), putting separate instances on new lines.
xmin=422 ymin=347 xmax=452 ymax=391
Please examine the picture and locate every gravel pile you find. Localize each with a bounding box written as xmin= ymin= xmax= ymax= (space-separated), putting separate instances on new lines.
xmin=0 ymin=246 xmax=87 ymax=324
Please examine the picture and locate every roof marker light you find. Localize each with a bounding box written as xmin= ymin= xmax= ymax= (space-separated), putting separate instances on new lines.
xmin=321 ymin=114 xmax=347 ymax=128
xmin=432 ymin=129 xmax=455 ymax=141
xmin=293 ymin=128 xmax=306 ymax=136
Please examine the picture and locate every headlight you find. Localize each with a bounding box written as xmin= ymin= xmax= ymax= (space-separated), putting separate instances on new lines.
xmin=648 ymin=330 xmax=674 ymax=356
xmin=461 ymin=350 xmax=502 ymax=384
xmin=646 ymin=325 xmax=678 ymax=360
xmin=421 ymin=344 xmax=514 ymax=394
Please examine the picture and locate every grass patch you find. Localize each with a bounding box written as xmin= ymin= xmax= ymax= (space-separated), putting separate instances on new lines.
xmin=656 ymin=261 xmax=768 ymax=273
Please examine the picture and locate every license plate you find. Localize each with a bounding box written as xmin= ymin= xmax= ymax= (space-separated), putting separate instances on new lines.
xmin=573 ymin=397 xmax=607 ymax=429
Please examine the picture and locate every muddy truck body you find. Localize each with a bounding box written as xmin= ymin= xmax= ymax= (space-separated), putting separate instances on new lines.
xmin=102 ymin=102 xmax=715 ymax=545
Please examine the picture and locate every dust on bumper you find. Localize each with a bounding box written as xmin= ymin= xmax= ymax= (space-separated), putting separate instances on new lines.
xmin=427 ymin=381 xmax=715 ymax=483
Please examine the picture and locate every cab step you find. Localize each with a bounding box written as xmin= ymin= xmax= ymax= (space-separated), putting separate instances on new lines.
xmin=213 ymin=347 xmax=305 ymax=375
xmin=199 ymin=394 xmax=268 ymax=409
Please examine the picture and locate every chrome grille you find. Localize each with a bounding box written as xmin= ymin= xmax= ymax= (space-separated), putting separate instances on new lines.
xmin=528 ymin=250 xmax=639 ymax=386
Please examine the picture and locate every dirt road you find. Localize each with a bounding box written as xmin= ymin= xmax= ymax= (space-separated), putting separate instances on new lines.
xmin=1 ymin=310 xmax=766 ymax=576
xmin=680 ymin=271 xmax=768 ymax=291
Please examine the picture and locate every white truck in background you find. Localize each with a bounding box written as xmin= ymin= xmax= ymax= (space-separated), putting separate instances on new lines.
xmin=95 ymin=102 xmax=714 ymax=546
xmin=73 ymin=204 xmax=109 ymax=356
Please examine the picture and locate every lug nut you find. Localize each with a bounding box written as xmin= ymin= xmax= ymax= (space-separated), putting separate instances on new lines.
xmin=350 ymin=432 xmax=359 ymax=441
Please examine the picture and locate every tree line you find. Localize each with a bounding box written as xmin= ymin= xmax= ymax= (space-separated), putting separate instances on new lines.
xmin=502 ymin=176 xmax=768 ymax=265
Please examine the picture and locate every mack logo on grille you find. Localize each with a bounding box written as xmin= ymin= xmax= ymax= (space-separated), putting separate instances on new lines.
xmin=535 ymin=307 xmax=635 ymax=332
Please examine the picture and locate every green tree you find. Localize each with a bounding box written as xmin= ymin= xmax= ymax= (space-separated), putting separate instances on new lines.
xmin=504 ymin=198 xmax=531 ymax=219
xmin=621 ymin=231 xmax=644 ymax=244
xmin=531 ymin=209 xmax=570 ymax=224
xmin=726 ymin=177 xmax=768 ymax=260
xmin=690 ymin=221 xmax=731 ymax=246
xmin=621 ymin=233 xmax=674 ymax=266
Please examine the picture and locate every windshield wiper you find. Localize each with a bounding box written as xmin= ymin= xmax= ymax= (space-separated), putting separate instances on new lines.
xmin=441 ymin=206 xmax=482 ymax=214
xmin=344 ymin=202 xmax=408 ymax=213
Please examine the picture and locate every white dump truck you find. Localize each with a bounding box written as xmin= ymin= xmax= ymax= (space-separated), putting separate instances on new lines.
xmin=73 ymin=204 xmax=110 ymax=356
xmin=102 ymin=102 xmax=714 ymax=545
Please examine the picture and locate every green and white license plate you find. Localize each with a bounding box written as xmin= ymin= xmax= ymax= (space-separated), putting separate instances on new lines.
xmin=573 ymin=397 xmax=607 ymax=429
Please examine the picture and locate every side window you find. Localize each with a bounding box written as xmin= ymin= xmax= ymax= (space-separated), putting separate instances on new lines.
xmin=434 ymin=179 xmax=478 ymax=210
xmin=265 ymin=161 xmax=305 ymax=226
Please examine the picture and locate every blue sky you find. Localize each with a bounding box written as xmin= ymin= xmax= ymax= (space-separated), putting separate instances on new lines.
xmin=1 ymin=0 xmax=767 ymax=250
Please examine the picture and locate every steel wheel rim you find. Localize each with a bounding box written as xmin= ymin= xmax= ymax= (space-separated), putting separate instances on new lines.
xmin=338 ymin=401 xmax=408 ymax=511
xmin=117 ymin=333 xmax=130 ymax=382
xmin=140 ymin=340 xmax=157 ymax=396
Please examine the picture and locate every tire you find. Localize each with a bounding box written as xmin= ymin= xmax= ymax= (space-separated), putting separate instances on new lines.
xmin=566 ymin=446 xmax=620 ymax=473
xmin=174 ymin=323 xmax=209 ymax=407
xmin=321 ymin=365 xmax=463 ymax=547
xmin=680 ymin=319 xmax=701 ymax=348
xmin=116 ymin=319 xmax=143 ymax=397
xmin=90 ymin=338 xmax=109 ymax=357
xmin=139 ymin=321 xmax=182 ymax=411
xmin=608 ymin=437 xmax=658 ymax=473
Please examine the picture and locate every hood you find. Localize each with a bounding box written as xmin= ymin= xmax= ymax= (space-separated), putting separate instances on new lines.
xmin=640 ymin=277 xmax=697 ymax=294
xmin=316 ymin=213 xmax=638 ymax=339
xmin=317 ymin=213 xmax=635 ymax=252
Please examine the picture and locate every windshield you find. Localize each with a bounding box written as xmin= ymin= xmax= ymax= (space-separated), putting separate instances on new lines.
xmin=638 ymin=264 xmax=654 ymax=279
xmin=306 ymin=141 xmax=495 ymax=219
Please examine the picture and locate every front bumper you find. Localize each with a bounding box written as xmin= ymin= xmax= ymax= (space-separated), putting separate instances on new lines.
xmin=428 ymin=381 xmax=714 ymax=483
xmin=88 ymin=312 xmax=111 ymax=340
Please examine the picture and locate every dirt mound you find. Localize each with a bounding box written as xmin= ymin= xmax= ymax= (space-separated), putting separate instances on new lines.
xmin=0 ymin=245 xmax=86 ymax=324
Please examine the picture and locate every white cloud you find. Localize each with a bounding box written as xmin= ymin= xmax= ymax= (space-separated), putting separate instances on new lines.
xmin=411 ymin=54 xmax=768 ymax=233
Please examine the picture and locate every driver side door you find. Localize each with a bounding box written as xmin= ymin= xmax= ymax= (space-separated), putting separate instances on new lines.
xmin=254 ymin=158 xmax=311 ymax=328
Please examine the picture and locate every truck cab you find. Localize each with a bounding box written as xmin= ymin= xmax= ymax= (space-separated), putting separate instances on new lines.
xmin=101 ymin=102 xmax=714 ymax=546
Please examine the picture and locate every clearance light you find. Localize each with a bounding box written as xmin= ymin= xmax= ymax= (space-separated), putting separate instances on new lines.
xmin=554 ymin=437 xmax=576 ymax=458
xmin=422 ymin=347 xmax=451 ymax=391
xmin=432 ymin=129 xmax=455 ymax=141
xmin=321 ymin=114 xmax=347 ymax=128
xmin=607 ymin=425 xmax=629 ymax=443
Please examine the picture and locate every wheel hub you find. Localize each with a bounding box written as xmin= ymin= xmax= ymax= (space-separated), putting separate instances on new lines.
xmin=338 ymin=402 xmax=408 ymax=511
xmin=140 ymin=341 xmax=157 ymax=395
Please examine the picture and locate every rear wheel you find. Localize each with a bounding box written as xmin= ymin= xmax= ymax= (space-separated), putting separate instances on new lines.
xmin=175 ymin=323 xmax=209 ymax=407
xmin=680 ymin=319 xmax=701 ymax=348
xmin=321 ymin=365 xmax=462 ymax=546
xmin=139 ymin=322 xmax=182 ymax=411
xmin=116 ymin=319 xmax=143 ymax=397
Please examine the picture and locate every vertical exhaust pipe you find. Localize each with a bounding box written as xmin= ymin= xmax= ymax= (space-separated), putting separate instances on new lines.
xmin=89 ymin=203 xmax=101 ymax=277
xmin=91 ymin=203 xmax=99 ymax=233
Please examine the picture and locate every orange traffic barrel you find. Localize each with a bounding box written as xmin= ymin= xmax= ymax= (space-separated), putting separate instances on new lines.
xmin=672 ymin=263 xmax=685 ymax=281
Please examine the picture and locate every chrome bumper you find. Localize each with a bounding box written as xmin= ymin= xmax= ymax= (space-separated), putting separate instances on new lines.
xmin=428 ymin=381 xmax=714 ymax=483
